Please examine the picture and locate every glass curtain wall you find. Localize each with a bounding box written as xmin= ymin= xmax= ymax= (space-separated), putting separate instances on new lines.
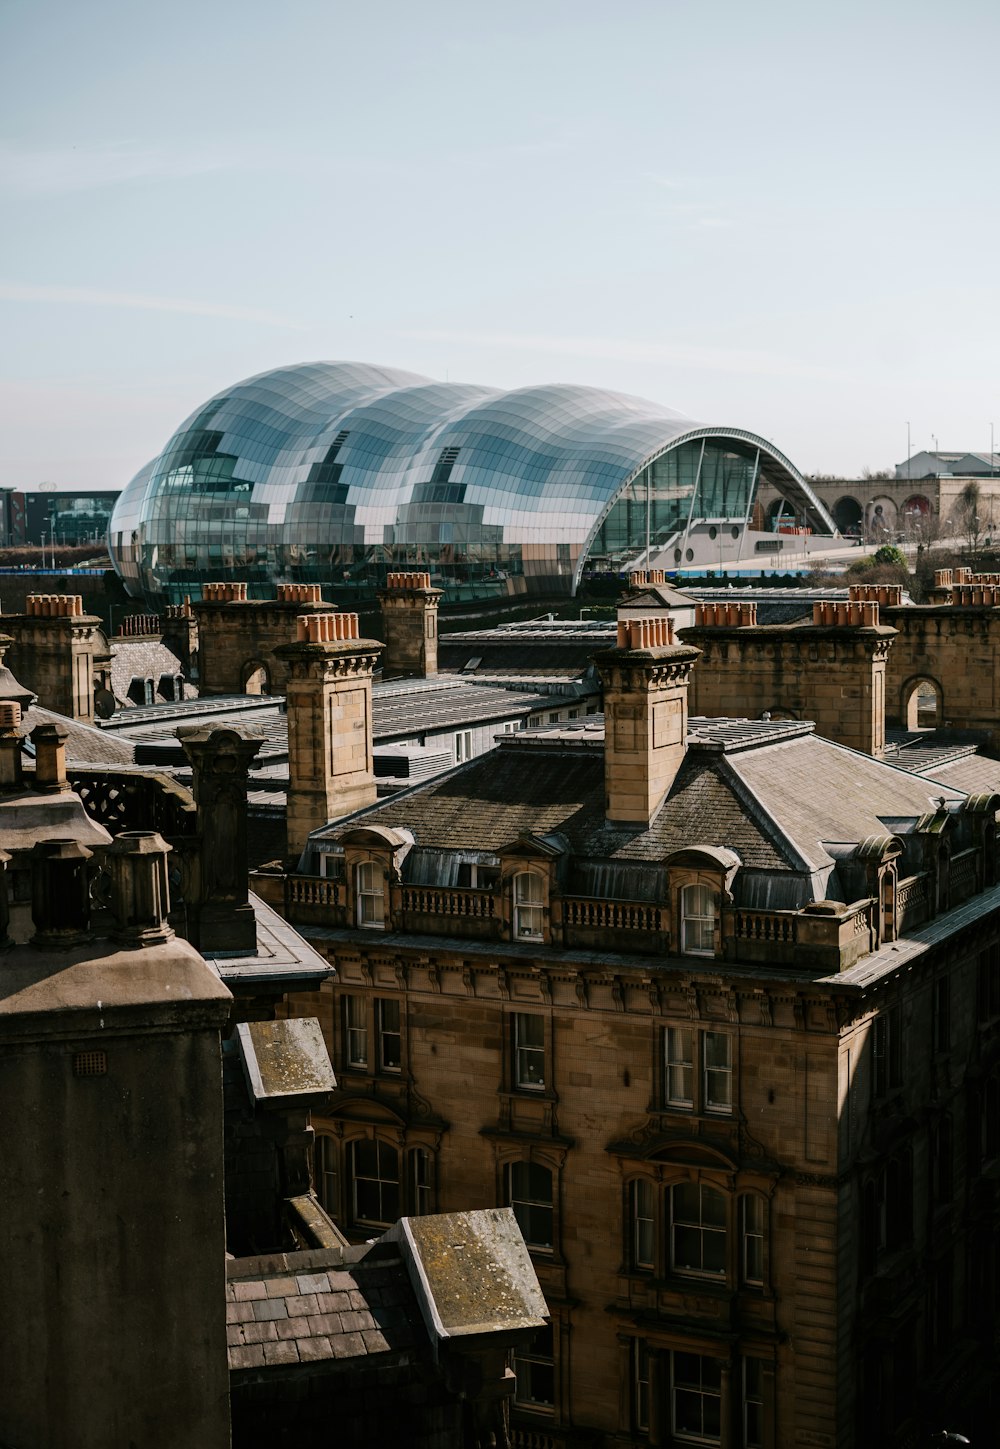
xmin=584 ymin=441 xmax=759 ymax=571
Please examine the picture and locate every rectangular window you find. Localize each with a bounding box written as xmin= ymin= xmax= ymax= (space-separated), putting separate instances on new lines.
xmin=872 ymin=1008 xmax=902 ymax=1098
xmin=632 ymin=1179 xmax=655 ymax=1270
xmin=666 ymin=1027 xmax=694 ymax=1107
xmin=345 ymin=996 xmax=368 ymax=1068
xmin=664 ymin=1028 xmax=733 ymax=1115
xmin=634 ymin=1339 xmax=651 ymax=1434
xmin=455 ymin=729 xmax=473 ymax=762
xmin=514 ymin=1012 xmax=546 ymax=1090
xmin=703 ymin=1031 xmax=733 ymax=1113
xmin=671 ymin=1351 xmax=722 ymax=1444
xmin=507 ymin=1161 xmax=553 ymax=1250
xmin=742 ymin=1358 xmax=764 ymax=1449
xmin=514 ymin=1322 xmax=555 ymax=1411
xmin=978 ymin=944 xmax=1000 ymax=1021
xmin=934 ymin=977 xmax=951 ymax=1054
xmin=351 ymin=1139 xmax=400 ymax=1228
xmin=410 ymin=1147 xmax=432 ymax=1215
xmin=670 ymin=1182 xmax=726 ymax=1278
xmin=377 ymin=997 xmax=401 ymax=1072
xmin=741 ymin=1195 xmax=765 ymax=1285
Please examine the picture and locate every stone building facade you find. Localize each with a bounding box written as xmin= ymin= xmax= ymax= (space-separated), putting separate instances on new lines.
xmin=257 ymin=612 xmax=1000 ymax=1447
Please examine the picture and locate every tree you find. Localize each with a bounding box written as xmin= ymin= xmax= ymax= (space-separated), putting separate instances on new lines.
xmin=955 ymin=480 xmax=984 ymax=560
xmin=872 ymin=544 xmax=907 ymax=569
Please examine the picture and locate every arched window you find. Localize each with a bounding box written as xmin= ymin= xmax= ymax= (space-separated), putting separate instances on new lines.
xmin=506 ymin=1161 xmax=553 ymax=1250
xmin=350 ymin=1138 xmax=399 ymax=1228
xmin=670 ymin=1182 xmax=726 ymax=1277
xmin=356 ymin=861 xmax=385 ymax=929
xmin=681 ymin=883 xmax=717 ymax=956
xmin=513 ymin=872 xmax=544 ymax=940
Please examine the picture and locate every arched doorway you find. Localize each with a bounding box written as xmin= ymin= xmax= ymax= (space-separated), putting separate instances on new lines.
xmin=833 ymin=496 xmax=863 ymax=535
xmin=242 ymin=659 xmax=271 ymax=696
xmin=865 ymin=496 xmax=898 ymax=541
xmin=902 ymin=677 xmax=943 ymax=731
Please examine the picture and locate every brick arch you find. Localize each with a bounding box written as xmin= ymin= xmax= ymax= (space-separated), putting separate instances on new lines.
xmin=901 ymin=674 xmax=943 ymax=730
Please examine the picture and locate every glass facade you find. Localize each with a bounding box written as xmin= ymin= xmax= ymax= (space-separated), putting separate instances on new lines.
xmin=108 ymin=362 xmax=832 ymax=607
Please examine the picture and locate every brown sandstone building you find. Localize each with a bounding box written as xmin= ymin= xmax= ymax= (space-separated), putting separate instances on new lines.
xmin=255 ymin=606 xmax=1000 ymax=1448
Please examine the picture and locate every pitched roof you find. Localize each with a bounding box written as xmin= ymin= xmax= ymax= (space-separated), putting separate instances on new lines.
xmin=22 ymin=705 xmax=138 ymax=766
xmin=322 ymin=717 xmax=966 ymax=876
xmin=226 ymin=1249 xmax=423 ymax=1374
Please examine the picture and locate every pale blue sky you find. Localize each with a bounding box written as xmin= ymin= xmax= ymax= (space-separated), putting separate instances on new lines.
xmin=1 ymin=0 xmax=998 ymax=489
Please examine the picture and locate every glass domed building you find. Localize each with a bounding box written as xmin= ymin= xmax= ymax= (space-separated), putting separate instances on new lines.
xmin=109 ymin=361 xmax=834 ymax=607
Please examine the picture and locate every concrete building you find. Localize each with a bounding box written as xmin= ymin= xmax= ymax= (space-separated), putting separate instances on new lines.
xmin=252 ymin=611 xmax=1000 ymax=1446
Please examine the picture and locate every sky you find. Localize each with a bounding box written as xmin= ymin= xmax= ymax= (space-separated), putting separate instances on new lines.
xmin=1 ymin=0 xmax=998 ymax=491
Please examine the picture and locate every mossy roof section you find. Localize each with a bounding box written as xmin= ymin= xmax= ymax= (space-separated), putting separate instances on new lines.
xmin=332 ymin=744 xmax=792 ymax=870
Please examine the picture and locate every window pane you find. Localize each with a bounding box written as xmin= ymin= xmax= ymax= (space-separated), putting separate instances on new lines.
xmin=378 ymin=998 xmax=401 ymax=1071
xmin=704 ymin=1031 xmax=732 ymax=1112
xmin=633 ymin=1180 xmax=655 ymax=1268
xmin=667 ymin=1027 xmax=694 ymax=1106
xmin=346 ymin=996 xmax=368 ymax=1066
xmin=508 ymin=1161 xmax=553 ymax=1249
xmin=515 ymin=1013 xmax=546 ymax=1089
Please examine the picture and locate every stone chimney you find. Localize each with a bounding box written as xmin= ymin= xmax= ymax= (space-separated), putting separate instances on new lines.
xmin=0 ymin=702 xmax=23 ymax=791
xmin=594 ymin=616 xmax=700 ymax=828
xmin=178 ymin=725 xmax=265 ymax=955
xmin=193 ymin=581 xmax=331 ymax=696
xmin=30 ymin=838 xmax=93 ymax=949
xmin=106 ymin=831 xmax=175 ymax=948
xmin=377 ymin=571 xmax=443 ymax=679
xmin=30 ymin=721 xmax=69 ymax=792
xmin=274 ymin=613 xmax=384 ymax=857
xmin=4 ymin=595 xmax=106 ymax=723
xmin=162 ymin=597 xmax=199 ymax=679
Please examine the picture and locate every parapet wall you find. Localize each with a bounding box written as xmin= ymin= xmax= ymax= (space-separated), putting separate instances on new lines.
xmin=680 ymin=608 xmax=893 ymax=756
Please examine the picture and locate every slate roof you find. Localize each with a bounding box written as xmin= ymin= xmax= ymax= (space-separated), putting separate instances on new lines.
xmin=22 ymin=705 xmax=137 ymax=766
xmin=108 ymin=637 xmax=190 ymax=707
xmin=320 ymin=716 xmax=966 ymax=878
xmin=226 ymin=1248 xmax=423 ymax=1374
xmin=439 ymin=622 xmax=611 ymax=679
xmin=923 ymin=753 xmax=1000 ymax=796
xmin=99 ymin=678 xmax=552 ymax=766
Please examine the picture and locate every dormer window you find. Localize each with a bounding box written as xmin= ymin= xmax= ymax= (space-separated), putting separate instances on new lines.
xmin=356 ymin=861 xmax=385 ymax=929
xmin=681 ymin=883 xmax=717 ymax=956
xmin=514 ymin=872 xmax=545 ymax=940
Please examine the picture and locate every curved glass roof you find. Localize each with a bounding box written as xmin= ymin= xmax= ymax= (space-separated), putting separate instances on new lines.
xmin=109 ymin=361 xmax=834 ymax=604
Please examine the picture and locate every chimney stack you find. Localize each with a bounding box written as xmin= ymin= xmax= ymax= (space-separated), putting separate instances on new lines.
xmin=377 ymin=571 xmax=443 ymax=679
xmin=30 ymin=839 xmax=93 ymax=949
xmin=0 ymin=702 xmax=23 ymax=792
xmin=275 ymin=614 xmax=383 ymax=857
xmin=5 ymin=598 xmax=105 ymax=723
xmin=594 ymin=616 xmax=700 ymax=828
xmin=106 ymin=831 xmax=175 ymax=948
xmin=30 ymin=722 xmax=69 ymax=792
xmin=177 ymin=725 xmax=265 ymax=954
